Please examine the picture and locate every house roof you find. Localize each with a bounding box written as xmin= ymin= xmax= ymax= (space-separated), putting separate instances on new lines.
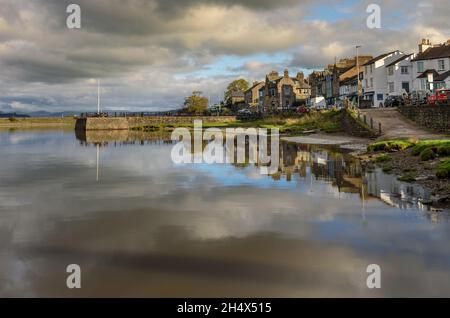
xmin=231 ymin=90 xmax=245 ymax=98
xmin=416 ymin=69 xmax=440 ymax=79
xmin=296 ymin=80 xmax=310 ymax=89
xmin=435 ymin=70 xmax=450 ymax=82
xmin=412 ymin=44 xmax=450 ymax=61
xmin=362 ymin=51 xmax=397 ymax=66
xmin=245 ymin=81 xmax=264 ymax=93
xmin=385 ymin=54 xmax=413 ymax=68
xmin=339 ymin=65 xmax=360 ymax=82
xmin=340 ymin=74 xmax=358 ymax=85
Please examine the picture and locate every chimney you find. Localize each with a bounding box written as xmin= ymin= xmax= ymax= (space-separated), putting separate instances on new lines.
xmin=296 ymin=72 xmax=304 ymax=81
xmin=284 ymin=69 xmax=289 ymax=78
xmin=267 ymin=70 xmax=279 ymax=81
xmin=419 ymin=38 xmax=432 ymax=53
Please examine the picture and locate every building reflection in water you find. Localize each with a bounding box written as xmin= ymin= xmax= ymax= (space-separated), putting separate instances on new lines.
xmin=76 ymin=130 xmax=448 ymax=221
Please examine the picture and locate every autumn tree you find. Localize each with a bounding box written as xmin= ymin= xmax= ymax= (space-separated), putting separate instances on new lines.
xmin=224 ymin=79 xmax=249 ymax=105
xmin=183 ymin=91 xmax=209 ymax=115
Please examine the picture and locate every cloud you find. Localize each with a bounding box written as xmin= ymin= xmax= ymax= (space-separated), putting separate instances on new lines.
xmin=0 ymin=0 xmax=449 ymax=111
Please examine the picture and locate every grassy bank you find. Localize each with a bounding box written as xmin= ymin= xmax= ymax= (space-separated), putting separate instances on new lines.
xmin=362 ymin=138 xmax=450 ymax=205
xmin=0 ymin=117 xmax=76 ymax=128
xmin=134 ymin=110 xmax=344 ymax=135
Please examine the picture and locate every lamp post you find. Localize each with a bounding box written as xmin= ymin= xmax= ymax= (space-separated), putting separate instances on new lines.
xmin=97 ymin=79 xmax=100 ymax=115
xmin=356 ymin=45 xmax=362 ymax=109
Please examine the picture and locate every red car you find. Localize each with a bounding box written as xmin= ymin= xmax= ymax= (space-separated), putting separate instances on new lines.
xmin=296 ymin=106 xmax=310 ymax=114
xmin=428 ymin=88 xmax=450 ymax=106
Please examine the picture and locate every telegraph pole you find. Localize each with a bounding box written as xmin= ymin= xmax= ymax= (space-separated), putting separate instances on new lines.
xmin=356 ymin=45 xmax=362 ymax=109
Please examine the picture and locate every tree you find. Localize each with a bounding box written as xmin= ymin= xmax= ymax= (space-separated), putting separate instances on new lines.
xmin=183 ymin=91 xmax=209 ymax=115
xmin=224 ymin=79 xmax=249 ymax=105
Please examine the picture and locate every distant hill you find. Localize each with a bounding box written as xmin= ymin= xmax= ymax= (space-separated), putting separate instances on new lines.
xmin=1 ymin=109 xmax=183 ymax=118
xmin=0 ymin=112 xmax=30 ymax=118
xmin=27 ymin=111 xmax=81 ymax=117
xmin=0 ymin=111 xmax=80 ymax=118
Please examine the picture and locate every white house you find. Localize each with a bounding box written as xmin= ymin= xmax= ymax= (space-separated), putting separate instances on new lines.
xmin=385 ymin=53 xmax=415 ymax=96
xmin=411 ymin=39 xmax=450 ymax=91
xmin=362 ymin=50 xmax=405 ymax=107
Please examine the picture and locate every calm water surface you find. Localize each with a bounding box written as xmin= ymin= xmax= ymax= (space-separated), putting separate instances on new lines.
xmin=0 ymin=129 xmax=449 ymax=297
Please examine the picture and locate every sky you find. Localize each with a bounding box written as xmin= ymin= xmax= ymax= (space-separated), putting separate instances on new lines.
xmin=0 ymin=0 xmax=449 ymax=113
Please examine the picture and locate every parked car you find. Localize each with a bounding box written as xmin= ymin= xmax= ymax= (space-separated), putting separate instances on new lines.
xmin=296 ymin=106 xmax=310 ymax=114
xmin=236 ymin=108 xmax=261 ymax=120
xmin=410 ymin=90 xmax=429 ymax=106
xmin=428 ymin=88 xmax=450 ymax=106
xmin=385 ymin=95 xmax=401 ymax=107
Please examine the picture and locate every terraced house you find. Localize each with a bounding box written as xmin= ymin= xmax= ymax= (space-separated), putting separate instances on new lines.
xmin=411 ymin=39 xmax=450 ymax=91
xmin=361 ymin=50 xmax=405 ymax=107
xmin=258 ymin=69 xmax=310 ymax=112
xmin=310 ymin=56 xmax=372 ymax=106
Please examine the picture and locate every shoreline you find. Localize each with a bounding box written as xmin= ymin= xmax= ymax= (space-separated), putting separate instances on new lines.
xmin=3 ymin=117 xmax=448 ymax=208
xmin=358 ymin=144 xmax=450 ymax=209
xmin=282 ymin=134 xmax=449 ymax=209
xmin=0 ymin=117 xmax=76 ymax=129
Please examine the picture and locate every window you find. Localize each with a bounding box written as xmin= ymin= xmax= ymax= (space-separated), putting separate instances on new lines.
xmin=438 ymin=59 xmax=445 ymax=71
xmin=388 ymin=82 xmax=394 ymax=93
xmin=388 ymin=66 xmax=394 ymax=76
xmin=283 ymin=86 xmax=291 ymax=95
xmin=401 ymin=66 xmax=409 ymax=74
xmin=370 ymin=65 xmax=373 ymax=74
xmin=420 ymin=78 xmax=427 ymax=90
xmin=435 ymin=82 xmax=446 ymax=90
xmin=401 ymin=82 xmax=410 ymax=93
xmin=365 ymin=66 xmax=368 ymax=74
xmin=270 ymin=88 xmax=276 ymax=97
xmin=417 ymin=61 xmax=424 ymax=73
xmin=365 ymin=79 xmax=368 ymax=87
xmin=370 ymin=78 xmax=373 ymax=87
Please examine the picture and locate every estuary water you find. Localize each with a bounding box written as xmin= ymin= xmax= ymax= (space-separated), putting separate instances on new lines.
xmin=0 ymin=129 xmax=449 ymax=297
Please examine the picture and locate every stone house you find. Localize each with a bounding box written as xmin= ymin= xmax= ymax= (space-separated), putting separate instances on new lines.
xmin=230 ymin=90 xmax=245 ymax=105
xmin=244 ymin=81 xmax=265 ymax=108
xmin=310 ymin=56 xmax=372 ymax=106
xmin=259 ymin=69 xmax=311 ymax=112
xmin=338 ymin=56 xmax=373 ymax=105
xmin=309 ymin=71 xmax=327 ymax=99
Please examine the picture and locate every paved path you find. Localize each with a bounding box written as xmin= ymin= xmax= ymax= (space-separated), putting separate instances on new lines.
xmin=359 ymin=108 xmax=444 ymax=140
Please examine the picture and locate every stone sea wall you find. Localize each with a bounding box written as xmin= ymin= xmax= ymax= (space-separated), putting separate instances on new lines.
xmin=397 ymin=105 xmax=450 ymax=134
xmin=75 ymin=116 xmax=236 ymax=131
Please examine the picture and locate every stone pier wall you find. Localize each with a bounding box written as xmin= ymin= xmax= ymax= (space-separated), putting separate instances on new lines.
xmin=75 ymin=116 xmax=236 ymax=131
xmin=397 ymin=105 xmax=449 ymax=133
xmin=341 ymin=110 xmax=378 ymax=139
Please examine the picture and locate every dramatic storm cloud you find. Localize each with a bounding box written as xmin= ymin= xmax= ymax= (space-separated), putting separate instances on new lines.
xmin=0 ymin=0 xmax=449 ymax=112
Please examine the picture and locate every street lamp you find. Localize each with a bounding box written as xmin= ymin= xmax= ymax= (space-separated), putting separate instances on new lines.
xmin=356 ymin=45 xmax=362 ymax=109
